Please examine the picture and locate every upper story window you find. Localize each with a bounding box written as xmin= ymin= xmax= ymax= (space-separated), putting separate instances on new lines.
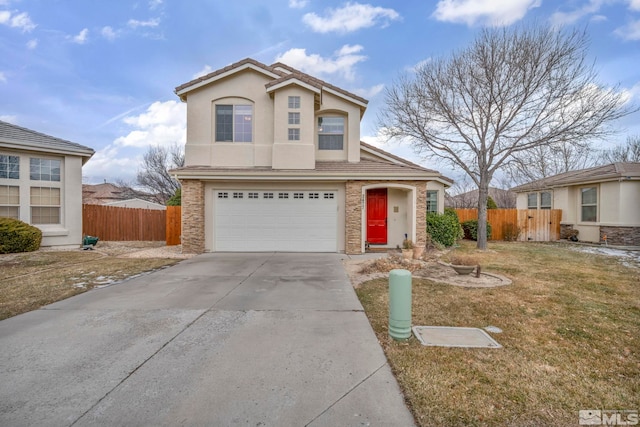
xmin=318 ymin=117 xmax=344 ymax=150
xmin=581 ymin=187 xmax=597 ymax=222
xmin=30 ymin=158 xmax=61 ymax=181
xmin=0 ymin=155 xmax=20 ymax=179
xmin=427 ymin=190 xmax=438 ymax=213
xmin=215 ymin=104 xmax=252 ymax=142
xmin=288 ymin=128 xmax=300 ymax=141
xmin=288 ymin=112 xmax=300 ymax=125
xmin=288 ymin=96 xmax=300 ymax=109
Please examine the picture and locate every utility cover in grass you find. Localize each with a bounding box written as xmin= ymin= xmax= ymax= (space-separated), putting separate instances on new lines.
xmin=412 ymin=326 xmax=502 ymax=348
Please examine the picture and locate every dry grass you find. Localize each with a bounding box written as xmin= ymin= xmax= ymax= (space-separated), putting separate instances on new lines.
xmin=356 ymin=241 xmax=640 ymax=426
xmin=0 ymin=242 xmax=180 ymax=320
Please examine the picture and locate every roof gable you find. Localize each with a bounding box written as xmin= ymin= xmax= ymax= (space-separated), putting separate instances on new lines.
xmin=175 ymin=57 xmax=369 ymax=109
xmin=0 ymin=120 xmax=94 ymax=158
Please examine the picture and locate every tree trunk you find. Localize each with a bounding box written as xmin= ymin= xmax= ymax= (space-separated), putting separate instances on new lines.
xmin=477 ymin=179 xmax=490 ymax=250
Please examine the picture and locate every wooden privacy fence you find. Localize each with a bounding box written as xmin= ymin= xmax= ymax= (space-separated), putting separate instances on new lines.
xmin=454 ymin=209 xmax=561 ymax=242
xmin=83 ymin=204 xmax=166 ymax=241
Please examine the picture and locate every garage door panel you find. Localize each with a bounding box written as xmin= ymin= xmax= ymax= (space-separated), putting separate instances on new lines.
xmin=214 ymin=190 xmax=337 ymax=252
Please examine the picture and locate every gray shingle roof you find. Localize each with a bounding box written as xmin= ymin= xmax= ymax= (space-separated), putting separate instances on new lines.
xmin=0 ymin=120 xmax=94 ymax=158
xmin=511 ymin=162 xmax=640 ymax=192
xmin=171 ymin=158 xmax=447 ymax=182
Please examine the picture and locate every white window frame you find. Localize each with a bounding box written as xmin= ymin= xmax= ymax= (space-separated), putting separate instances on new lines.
xmin=318 ymin=116 xmax=344 ymax=151
xmin=30 ymin=186 xmax=61 ymax=225
xmin=0 ymin=185 xmax=20 ymax=219
xmin=0 ymin=154 xmax=20 ymax=179
xmin=540 ymin=191 xmax=552 ymax=210
xmin=580 ymin=186 xmax=598 ymax=223
xmin=427 ymin=190 xmax=438 ymax=213
xmin=215 ymin=104 xmax=253 ymax=143
xmin=288 ymin=96 xmax=300 ymax=109
xmin=527 ymin=193 xmax=537 ymax=209
xmin=288 ymin=128 xmax=300 ymax=141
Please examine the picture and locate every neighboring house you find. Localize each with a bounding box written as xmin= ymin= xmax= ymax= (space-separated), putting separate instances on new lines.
xmin=446 ymin=187 xmax=517 ymax=209
xmin=105 ymin=198 xmax=166 ymax=210
xmin=0 ymin=120 xmax=94 ymax=247
xmin=171 ymin=58 xmax=452 ymax=254
xmin=83 ymin=183 xmax=164 ymax=209
xmin=511 ymin=162 xmax=640 ymax=246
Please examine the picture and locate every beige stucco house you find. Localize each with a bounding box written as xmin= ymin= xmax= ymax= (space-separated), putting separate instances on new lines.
xmin=171 ymin=58 xmax=451 ymax=254
xmin=512 ymin=162 xmax=640 ymax=246
xmin=0 ymin=120 xmax=94 ymax=247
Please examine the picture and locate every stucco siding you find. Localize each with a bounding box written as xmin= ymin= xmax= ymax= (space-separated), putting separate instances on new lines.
xmin=184 ymin=70 xmax=275 ymax=168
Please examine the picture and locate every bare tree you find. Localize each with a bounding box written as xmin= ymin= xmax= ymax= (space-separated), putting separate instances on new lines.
xmin=136 ymin=143 xmax=184 ymax=204
xmin=380 ymin=24 xmax=632 ymax=249
xmin=507 ymin=141 xmax=598 ymax=186
xmin=601 ymin=135 xmax=640 ymax=163
xmin=445 ymin=176 xmax=478 ymax=208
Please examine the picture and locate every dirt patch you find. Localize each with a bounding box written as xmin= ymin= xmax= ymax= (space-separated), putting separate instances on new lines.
xmin=344 ymin=252 xmax=511 ymax=288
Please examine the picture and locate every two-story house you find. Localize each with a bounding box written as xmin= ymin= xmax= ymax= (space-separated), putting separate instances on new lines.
xmin=172 ymin=58 xmax=451 ymax=254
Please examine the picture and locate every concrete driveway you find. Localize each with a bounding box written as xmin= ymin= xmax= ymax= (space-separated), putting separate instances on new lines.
xmin=0 ymin=253 xmax=415 ymax=426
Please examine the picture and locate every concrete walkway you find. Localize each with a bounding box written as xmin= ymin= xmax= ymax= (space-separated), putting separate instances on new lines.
xmin=0 ymin=253 xmax=415 ymax=426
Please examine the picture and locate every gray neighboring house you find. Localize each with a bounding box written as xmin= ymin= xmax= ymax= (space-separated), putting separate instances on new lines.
xmin=0 ymin=120 xmax=94 ymax=247
xmin=511 ymin=162 xmax=640 ymax=246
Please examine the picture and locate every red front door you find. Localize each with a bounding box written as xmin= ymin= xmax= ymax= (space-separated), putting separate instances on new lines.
xmin=367 ymin=189 xmax=387 ymax=244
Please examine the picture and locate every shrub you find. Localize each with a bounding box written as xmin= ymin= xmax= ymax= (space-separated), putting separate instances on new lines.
xmin=426 ymin=211 xmax=463 ymax=247
xmin=0 ymin=217 xmax=42 ymax=254
xmin=502 ymin=222 xmax=521 ymax=241
xmin=487 ymin=196 xmax=498 ymax=209
xmin=461 ymin=219 xmax=492 ymax=241
xmin=166 ymin=188 xmax=181 ymax=206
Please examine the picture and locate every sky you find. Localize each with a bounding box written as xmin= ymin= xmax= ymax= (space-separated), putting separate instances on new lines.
xmin=1 ymin=0 xmax=639 ymax=186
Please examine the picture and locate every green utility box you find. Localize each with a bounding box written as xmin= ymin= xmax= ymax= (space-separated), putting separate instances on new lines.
xmin=389 ymin=269 xmax=412 ymax=341
xmin=83 ymin=235 xmax=99 ymax=246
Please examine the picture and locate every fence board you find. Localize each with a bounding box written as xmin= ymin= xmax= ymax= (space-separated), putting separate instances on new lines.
xmin=82 ymin=204 xmax=166 ymax=241
xmin=166 ymin=206 xmax=181 ymax=246
xmin=454 ymin=209 xmax=560 ymax=242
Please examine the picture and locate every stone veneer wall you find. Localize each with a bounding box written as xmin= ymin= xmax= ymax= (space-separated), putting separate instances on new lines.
xmin=600 ymin=226 xmax=640 ymax=246
xmin=345 ymin=180 xmax=427 ymax=255
xmin=181 ymin=179 xmax=205 ymax=254
xmin=560 ymin=224 xmax=575 ymax=240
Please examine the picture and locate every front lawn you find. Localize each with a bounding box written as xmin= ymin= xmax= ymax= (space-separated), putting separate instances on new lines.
xmin=356 ymin=241 xmax=639 ymax=426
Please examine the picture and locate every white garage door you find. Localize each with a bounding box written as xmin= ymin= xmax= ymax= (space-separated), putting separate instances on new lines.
xmin=214 ymin=190 xmax=337 ymax=252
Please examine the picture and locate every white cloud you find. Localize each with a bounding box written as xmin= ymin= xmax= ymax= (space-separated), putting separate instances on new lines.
xmin=549 ymin=0 xmax=607 ymax=26
xmin=0 ymin=10 xmax=36 ymax=32
xmin=629 ymin=0 xmax=640 ymax=11
xmin=193 ymin=65 xmax=213 ymax=79
xmin=127 ymin=18 xmax=160 ymax=28
xmin=83 ymin=144 xmax=142 ymax=183
xmin=0 ymin=71 xmax=6 ymax=83
xmin=289 ymin=0 xmax=308 ymax=9
xmin=114 ymin=100 xmax=186 ymax=148
xmin=274 ymin=44 xmax=367 ymax=81
xmin=352 ymin=83 xmax=384 ymax=99
xmin=405 ymin=58 xmax=431 ymax=73
xmin=101 ymin=26 xmax=119 ymax=41
xmin=615 ymin=19 xmax=640 ymax=40
xmin=26 ymin=38 xmax=37 ymax=49
xmin=432 ymin=0 xmax=540 ymax=27
xmin=302 ymin=2 xmax=400 ymax=34
xmin=149 ymin=0 xmax=163 ymax=10
xmin=70 ymin=28 xmax=89 ymax=44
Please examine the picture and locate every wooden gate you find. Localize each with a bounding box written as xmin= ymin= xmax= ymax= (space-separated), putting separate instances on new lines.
xmin=517 ymin=209 xmax=561 ymax=242
xmin=166 ymin=206 xmax=181 ymax=246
